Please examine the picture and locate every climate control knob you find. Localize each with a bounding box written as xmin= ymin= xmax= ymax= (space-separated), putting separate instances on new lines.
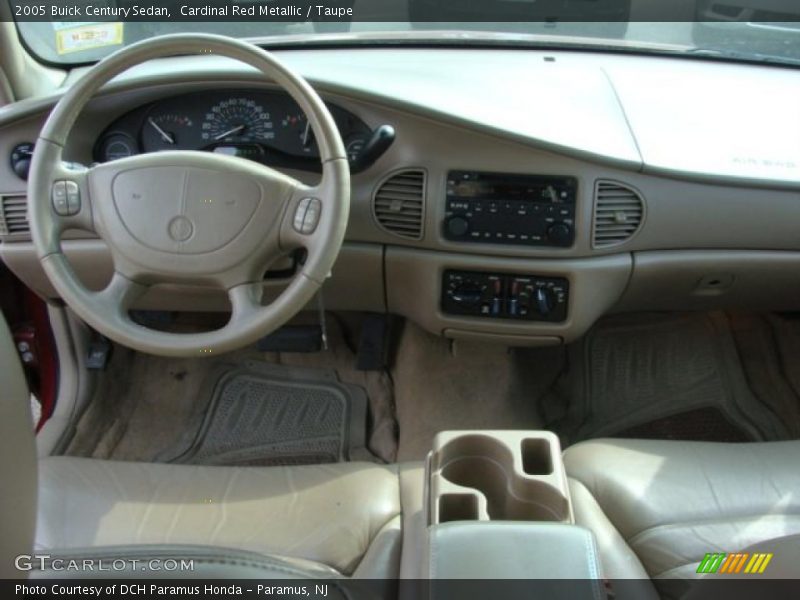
xmin=445 ymin=216 xmax=470 ymax=237
xmin=450 ymin=284 xmax=483 ymax=306
xmin=546 ymin=221 xmax=572 ymax=245
xmin=534 ymin=287 xmax=556 ymax=316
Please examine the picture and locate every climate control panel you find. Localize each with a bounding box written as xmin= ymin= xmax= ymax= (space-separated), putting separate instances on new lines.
xmin=442 ymin=270 xmax=569 ymax=323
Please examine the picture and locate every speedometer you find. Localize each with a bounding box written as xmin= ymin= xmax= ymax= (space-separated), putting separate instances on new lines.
xmin=201 ymin=97 xmax=275 ymax=144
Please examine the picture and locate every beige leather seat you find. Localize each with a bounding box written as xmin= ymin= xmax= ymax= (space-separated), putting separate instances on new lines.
xmin=0 ymin=313 xmax=426 ymax=582
xmin=34 ymin=457 xmax=406 ymax=578
xmin=564 ymin=439 xmax=800 ymax=596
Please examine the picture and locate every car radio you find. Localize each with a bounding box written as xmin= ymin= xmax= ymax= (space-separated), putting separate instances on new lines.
xmin=443 ymin=171 xmax=577 ymax=247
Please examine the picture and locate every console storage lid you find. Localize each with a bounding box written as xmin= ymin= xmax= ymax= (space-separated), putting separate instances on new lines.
xmin=428 ymin=521 xmax=605 ymax=599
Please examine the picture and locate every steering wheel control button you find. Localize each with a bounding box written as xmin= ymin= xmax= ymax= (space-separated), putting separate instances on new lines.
xmin=294 ymin=197 xmax=322 ymax=234
xmin=51 ymin=181 xmax=69 ymax=216
xmin=293 ymin=197 xmax=311 ymax=230
xmin=52 ymin=180 xmax=81 ymax=216
xmin=65 ymin=181 xmax=81 ymax=215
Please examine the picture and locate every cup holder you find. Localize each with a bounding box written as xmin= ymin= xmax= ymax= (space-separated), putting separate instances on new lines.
xmin=429 ymin=431 xmax=572 ymax=525
xmin=521 ymin=438 xmax=553 ymax=475
xmin=438 ymin=493 xmax=480 ymax=523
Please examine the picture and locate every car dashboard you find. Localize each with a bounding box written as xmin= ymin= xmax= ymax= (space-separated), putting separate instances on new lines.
xmin=1 ymin=47 xmax=799 ymax=347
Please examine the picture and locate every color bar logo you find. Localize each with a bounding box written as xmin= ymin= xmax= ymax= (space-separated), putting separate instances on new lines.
xmin=697 ymin=552 xmax=773 ymax=575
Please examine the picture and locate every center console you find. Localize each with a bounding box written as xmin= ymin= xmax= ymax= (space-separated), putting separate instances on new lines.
xmin=423 ymin=430 xmax=605 ymax=592
xmin=439 ymin=170 xmax=576 ymax=328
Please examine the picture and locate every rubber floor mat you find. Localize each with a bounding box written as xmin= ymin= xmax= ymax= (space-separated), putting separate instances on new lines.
xmin=546 ymin=313 xmax=789 ymax=445
xmin=615 ymin=407 xmax=751 ymax=442
xmin=160 ymin=361 xmax=371 ymax=465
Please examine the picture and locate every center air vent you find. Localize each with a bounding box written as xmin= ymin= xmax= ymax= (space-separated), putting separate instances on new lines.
xmin=372 ymin=169 xmax=426 ymax=240
xmin=0 ymin=194 xmax=29 ymax=239
xmin=592 ymin=180 xmax=645 ymax=248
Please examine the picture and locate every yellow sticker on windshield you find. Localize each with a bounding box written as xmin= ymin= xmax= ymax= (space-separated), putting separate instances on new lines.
xmin=55 ymin=23 xmax=124 ymax=55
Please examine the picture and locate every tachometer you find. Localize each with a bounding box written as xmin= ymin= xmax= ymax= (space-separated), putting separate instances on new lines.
xmin=141 ymin=113 xmax=195 ymax=152
xmin=201 ymin=98 xmax=275 ymax=144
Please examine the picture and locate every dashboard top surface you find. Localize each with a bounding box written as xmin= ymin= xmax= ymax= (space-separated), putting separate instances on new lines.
xmin=2 ymin=47 xmax=799 ymax=188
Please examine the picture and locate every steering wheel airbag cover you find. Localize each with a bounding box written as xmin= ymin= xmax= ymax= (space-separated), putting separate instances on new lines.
xmin=112 ymin=166 xmax=261 ymax=254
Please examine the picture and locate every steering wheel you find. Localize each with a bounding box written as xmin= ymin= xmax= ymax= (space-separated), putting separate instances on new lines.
xmin=28 ymin=34 xmax=350 ymax=357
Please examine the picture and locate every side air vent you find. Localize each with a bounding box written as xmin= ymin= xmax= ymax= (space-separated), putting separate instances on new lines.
xmin=372 ymin=169 xmax=426 ymax=240
xmin=0 ymin=194 xmax=29 ymax=239
xmin=592 ymin=180 xmax=645 ymax=248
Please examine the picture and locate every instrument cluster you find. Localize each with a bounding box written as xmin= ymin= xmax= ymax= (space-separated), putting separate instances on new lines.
xmin=95 ymin=90 xmax=374 ymax=172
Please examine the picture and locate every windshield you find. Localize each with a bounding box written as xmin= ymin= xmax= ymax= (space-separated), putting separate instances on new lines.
xmin=10 ymin=1 xmax=800 ymax=67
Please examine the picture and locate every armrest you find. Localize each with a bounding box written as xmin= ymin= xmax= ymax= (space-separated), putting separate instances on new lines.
xmin=429 ymin=521 xmax=603 ymax=585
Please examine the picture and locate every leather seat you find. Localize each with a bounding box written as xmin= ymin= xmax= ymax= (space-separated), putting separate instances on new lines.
xmin=0 ymin=312 xmax=424 ymax=582
xmin=564 ymin=438 xmax=800 ymax=595
xmin=34 ymin=457 xmax=405 ymax=579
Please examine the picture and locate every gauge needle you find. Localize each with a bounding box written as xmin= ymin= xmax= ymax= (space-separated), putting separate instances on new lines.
xmin=302 ymin=121 xmax=312 ymax=148
xmin=148 ymin=118 xmax=175 ymax=145
xmin=214 ymin=125 xmax=246 ymax=140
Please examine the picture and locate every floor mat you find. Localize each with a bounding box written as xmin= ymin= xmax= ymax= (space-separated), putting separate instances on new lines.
xmin=614 ymin=407 xmax=751 ymax=442
xmin=65 ymin=313 xmax=397 ymax=463
xmin=543 ymin=312 xmax=790 ymax=445
xmin=159 ymin=362 xmax=369 ymax=466
xmin=730 ymin=313 xmax=800 ymax=439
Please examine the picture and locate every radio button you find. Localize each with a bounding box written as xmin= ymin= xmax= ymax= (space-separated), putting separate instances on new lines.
xmin=547 ymin=222 xmax=572 ymax=245
xmin=445 ymin=216 xmax=470 ymax=237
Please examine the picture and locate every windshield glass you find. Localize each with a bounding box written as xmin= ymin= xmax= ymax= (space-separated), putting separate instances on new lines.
xmin=10 ymin=1 xmax=800 ymax=67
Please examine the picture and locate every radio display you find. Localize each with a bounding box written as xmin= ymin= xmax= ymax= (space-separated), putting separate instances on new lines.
xmin=446 ymin=171 xmax=576 ymax=204
xmin=444 ymin=170 xmax=577 ymax=247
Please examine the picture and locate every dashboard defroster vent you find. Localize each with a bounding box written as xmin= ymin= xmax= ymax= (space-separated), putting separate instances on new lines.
xmin=592 ymin=180 xmax=645 ymax=248
xmin=0 ymin=194 xmax=29 ymax=239
xmin=372 ymin=169 xmax=426 ymax=240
